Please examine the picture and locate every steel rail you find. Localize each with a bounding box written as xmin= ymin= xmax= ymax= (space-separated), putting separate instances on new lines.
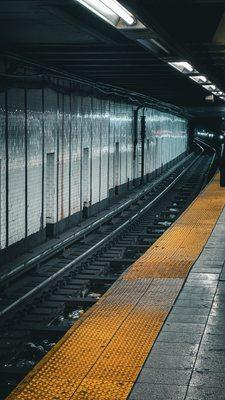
xmin=0 ymin=153 xmax=194 ymax=286
xmin=0 ymin=147 xmax=204 ymax=319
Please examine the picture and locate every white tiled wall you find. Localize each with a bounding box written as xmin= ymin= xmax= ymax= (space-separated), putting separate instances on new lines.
xmin=100 ymin=100 xmax=110 ymax=201
xmin=81 ymin=96 xmax=92 ymax=207
xmin=7 ymin=89 xmax=26 ymax=245
xmin=0 ymin=87 xmax=188 ymax=251
xmin=46 ymin=153 xmax=55 ymax=223
xmin=27 ymin=89 xmax=43 ymax=236
xmin=61 ymin=95 xmax=71 ymax=219
xmin=70 ymin=94 xmax=81 ymax=215
xmin=44 ymin=89 xmax=58 ymax=224
xmin=91 ymin=97 xmax=101 ymax=205
xmin=0 ymin=93 xmax=6 ymax=249
xmin=108 ymin=101 xmax=115 ymax=192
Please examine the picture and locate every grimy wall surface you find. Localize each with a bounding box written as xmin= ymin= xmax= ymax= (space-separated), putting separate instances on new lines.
xmin=0 ymin=86 xmax=187 ymax=260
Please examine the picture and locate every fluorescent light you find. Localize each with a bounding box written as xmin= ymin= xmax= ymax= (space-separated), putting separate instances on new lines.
xmin=168 ymin=61 xmax=193 ymax=73
xmin=212 ymin=91 xmax=223 ymax=96
xmin=220 ymin=135 xmax=224 ymax=140
xmin=101 ymin=0 xmax=135 ymax=25
xmin=220 ymin=96 xmax=225 ymax=101
xmin=74 ymin=0 xmax=136 ymax=26
xmin=203 ymin=84 xmax=216 ymax=91
xmin=189 ymin=75 xmax=207 ymax=83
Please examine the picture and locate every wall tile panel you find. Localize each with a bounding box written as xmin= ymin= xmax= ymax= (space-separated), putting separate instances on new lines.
xmin=70 ymin=94 xmax=81 ymax=215
xmin=91 ymin=97 xmax=101 ymax=205
xmin=100 ymin=99 xmax=110 ymax=201
xmin=43 ymin=88 xmax=58 ymax=224
xmin=27 ymin=89 xmax=43 ymax=236
xmin=7 ymin=89 xmax=25 ymax=245
xmin=0 ymin=93 xmax=6 ymax=249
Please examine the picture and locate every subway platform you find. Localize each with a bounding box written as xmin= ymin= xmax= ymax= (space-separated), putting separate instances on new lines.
xmin=6 ymin=173 xmax=225 ymax=400
xmin=129 ymin=181 xmax=225 ymax=400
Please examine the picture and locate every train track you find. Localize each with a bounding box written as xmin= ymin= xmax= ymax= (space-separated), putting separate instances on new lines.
xmin=0 ymin=147 xmax=216 ymax=399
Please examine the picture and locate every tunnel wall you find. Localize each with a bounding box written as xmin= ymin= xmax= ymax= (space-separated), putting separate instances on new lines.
xmin=0 ymin=87 xmax=187 ymax=261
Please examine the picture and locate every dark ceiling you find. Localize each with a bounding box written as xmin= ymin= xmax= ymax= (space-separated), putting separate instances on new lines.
xmin=1 ymin=0 xmax=225 ymax=108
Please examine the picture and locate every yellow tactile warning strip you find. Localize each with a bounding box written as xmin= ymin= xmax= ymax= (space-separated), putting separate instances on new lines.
xmin=7 ymin=173 xmax=225 ymax=400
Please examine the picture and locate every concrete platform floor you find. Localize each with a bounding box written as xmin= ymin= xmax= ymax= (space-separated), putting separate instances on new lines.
xmin=129 ymin=204 xmax=225 ymax=400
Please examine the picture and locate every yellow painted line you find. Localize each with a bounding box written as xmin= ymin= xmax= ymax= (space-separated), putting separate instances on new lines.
xmin=7 ymin=173 xmax=225 ymax=400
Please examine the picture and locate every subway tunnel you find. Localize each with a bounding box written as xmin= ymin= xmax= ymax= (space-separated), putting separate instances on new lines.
xmin=0 ymin=1 xmax=225 ymax=399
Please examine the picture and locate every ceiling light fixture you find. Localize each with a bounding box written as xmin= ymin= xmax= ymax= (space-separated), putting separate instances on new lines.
xmin=74 ymin=0 xmax=136 ymax=26
xmin=213 ymin=91 xmax=223 ymax=96
xmin=168 ymin=61 xmax=194 ymax=73
xmin=168 ymin=62 xmax=223 ymax=98
xmin=203 ymin=84 xmax=216 ymax=91
xmin=189 ymin=75 xmax=207 ymax=83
